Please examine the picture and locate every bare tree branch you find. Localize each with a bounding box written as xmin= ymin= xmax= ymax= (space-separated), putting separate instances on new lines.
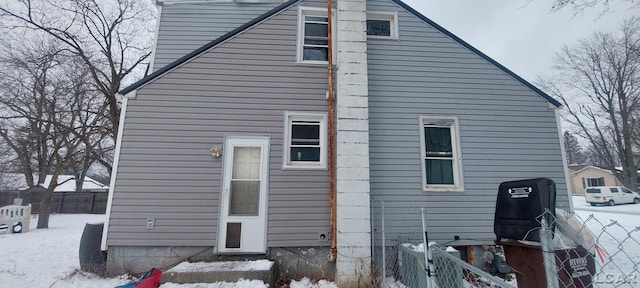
xmin=539 ymin=16 xmax=640 ymax=189
xmin=0 ymin=36 xmax=109 ymax=228
xmin=549 ymin=0 xmax=639 ymax=15
xmin=0 ymin=0 xmax=155 ymax=151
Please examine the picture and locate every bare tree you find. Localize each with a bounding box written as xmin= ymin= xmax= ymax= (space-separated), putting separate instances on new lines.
xmin=549 ymin=0 xmax=639 ymax=14
xmin=564 ymin=131 xmax=589 ymax=164
xmin=0 ymin=40 xmax=94 ymax=228
xmin=539 ymin=17 xmax=640 ymax=189
xmin=0 ymin=0 xmax=155 ymax=174
xmin=0 ymin=139 xmax=18 ymax=192
xmin=584 ymin=142 xmax=611 ymax=167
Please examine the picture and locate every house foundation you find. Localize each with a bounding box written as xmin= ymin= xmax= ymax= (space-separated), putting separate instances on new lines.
xmin=106 ymin=246 xmax=336 ymax=281
xmin=106 ymin=246 xmax=215 ymax=276
xmin=268 ymin=247 xmax=335 ymax=280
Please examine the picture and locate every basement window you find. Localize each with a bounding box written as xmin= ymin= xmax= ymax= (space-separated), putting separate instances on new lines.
xmin=420 ymin=116 xmax=463 ymax=191
xmin=283 ymin=112 xmax=327 ymax=169
xmin=367 ymin=12 xmax=398 ymax=39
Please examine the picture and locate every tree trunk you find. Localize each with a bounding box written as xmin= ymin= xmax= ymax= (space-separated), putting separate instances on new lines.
xmin=37 ymin=188 xmax=54 ymax=229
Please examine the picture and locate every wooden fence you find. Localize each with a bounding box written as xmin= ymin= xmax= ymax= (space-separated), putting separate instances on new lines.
xmin=0 ymin=190 xmax=108 ymax=214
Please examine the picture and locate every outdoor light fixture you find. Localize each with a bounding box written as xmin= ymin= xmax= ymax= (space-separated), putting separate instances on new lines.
xmin=209 ymin=147 xmax=221 ymax=158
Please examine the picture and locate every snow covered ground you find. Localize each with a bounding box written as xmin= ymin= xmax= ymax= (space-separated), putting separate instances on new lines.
xmin=0 ymin=197 xmax=637 ymax=287
xmin=573 ymin=195 xmax=640 ymax=215
xmin=0 ymin=214 xmax=337 ymax=288
xmin=571 ymin=195 xmax=640 ymax=287
xmin=0 ymin=214 xmax=126 ymax=288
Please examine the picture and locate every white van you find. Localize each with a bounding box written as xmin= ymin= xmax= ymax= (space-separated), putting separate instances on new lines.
xmin=585 ymin=186 xmax=640 ymax=206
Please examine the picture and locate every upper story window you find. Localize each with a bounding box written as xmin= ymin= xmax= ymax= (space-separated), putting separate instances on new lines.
xmin=297 ymin=8 xmax=398 ymax=63
xmin=420 ymin=116 xmax=463 ymax=191
xmin=283 ymin=112 xmax=327 ymax=169
xmin=366 ymin=12 xmax=398 ymax=39
xmin=298 ymin=8 xmax=329 ymax=64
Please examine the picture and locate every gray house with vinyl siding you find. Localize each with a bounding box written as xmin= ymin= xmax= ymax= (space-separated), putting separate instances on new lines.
xmin=102 ymin=0 xmax=570 ymax=284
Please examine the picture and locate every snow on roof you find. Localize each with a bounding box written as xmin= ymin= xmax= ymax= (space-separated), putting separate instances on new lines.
xmin=41 ymin=175 xmax=108 ymax=192
xmin=0 ymin=173 xmax=108 ymax=192
xmin=614 ymin=167 xmax=640 ymax=173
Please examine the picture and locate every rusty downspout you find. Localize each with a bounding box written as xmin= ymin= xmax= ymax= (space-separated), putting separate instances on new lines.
xmin=327 ymin=0 xmax=337 ymax=263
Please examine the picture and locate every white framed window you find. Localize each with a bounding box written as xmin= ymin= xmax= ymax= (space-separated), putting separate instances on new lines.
xmin=297 ymin=7 xmax=331 ymax=64
xmin=419 ymin=116 xmax=463 ymax=191
xmin=583 ymin=177 xmax=605 ymax=187
xmin=366 ymin=11 xmax=398 ymax=39
xmin=283 ymin=112 xmax=327 ymax=169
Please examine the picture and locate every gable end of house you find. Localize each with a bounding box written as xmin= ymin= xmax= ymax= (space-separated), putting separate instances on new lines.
xmin=119 ymin=0 xmax=302 ymax=96
xmin=122 ymin=0 xmax=562 ymax=109
xmin=390 ymin=0 xmax=561 ymax=108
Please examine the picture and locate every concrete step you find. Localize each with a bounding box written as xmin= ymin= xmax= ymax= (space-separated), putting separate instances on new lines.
xmin=161 ymin=260 xmax=276 ymax=286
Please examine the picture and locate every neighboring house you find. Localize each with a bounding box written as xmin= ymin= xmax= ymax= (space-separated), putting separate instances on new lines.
xmin=102 ymin=0 xmax=571 ymax=286
xmin=0 ymin=173 xmax=109 ymax=193
xmin=0 ymin=173 xmax=109 ymax=213
xmin=568 ymin=165 xmax=622 ymax=195
xmin=43 ymin=175 xmax=109 ymax=193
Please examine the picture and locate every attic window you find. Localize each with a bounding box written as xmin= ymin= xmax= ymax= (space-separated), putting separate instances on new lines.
xmin=367 ymin=12 xmax=397 ymax=39
xmin=298 ymin=8 xmax=330 ymax=64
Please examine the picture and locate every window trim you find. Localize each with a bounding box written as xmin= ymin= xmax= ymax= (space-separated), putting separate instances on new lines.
xmin=283 ymin=111 xmax=328 ymax=169
xmin=419 ymin=116 xmax=464 ymax=191
xmin=297 ymin=6 xmax=335 ymax=65
xmin=585 ymin=177 xmax=605 ymax=187
xmin=366 ymin=11 xmax=398 ymax=39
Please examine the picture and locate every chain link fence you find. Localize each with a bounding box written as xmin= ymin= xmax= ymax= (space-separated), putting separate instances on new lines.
xmin=431 ymin=247 xmax=515 ymax=288
xmin=371 ymin=199 xmax=515 ymax=288
xmin=534 ymin=208 xmax=640 ymax=288
xmin=371 ymin=199 xmax=426 ymax=288
xmin=371 ymin=199 xmax=640 ymax=287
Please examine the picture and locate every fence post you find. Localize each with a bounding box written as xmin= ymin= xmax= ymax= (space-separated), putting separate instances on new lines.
xmin=541 ymin=209 xmax=559 ymax=288
xmin=89 ymin=192 xmax=96 ymax=214
xmin=57 ymin=193 xmax=63 ymax=213
xmin=371 ymin=199 xmax=375 ymax=266
xmin=421 ymin=208 xmax=433 ymax=288
xmin=381 ymin=200 xmax=386 ymax=288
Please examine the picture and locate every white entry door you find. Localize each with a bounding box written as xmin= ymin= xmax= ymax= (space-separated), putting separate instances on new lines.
xmin=218 ymin=136 xmax=269 ymax=253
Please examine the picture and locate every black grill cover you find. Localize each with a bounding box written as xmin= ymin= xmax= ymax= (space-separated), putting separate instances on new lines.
xmin=494 ymin=178 xmax=556 ymax=242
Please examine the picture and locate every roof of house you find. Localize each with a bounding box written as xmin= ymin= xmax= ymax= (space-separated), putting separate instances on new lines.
xmin=572 ymin=165 xmax=614 ymax=175
xmin=119 ymin=0 xmax=562 ymax=108
xmin=0 ymin=173 xmax=109 ymax=192
xmin=567 ymin=164 xmax=588 ymax=172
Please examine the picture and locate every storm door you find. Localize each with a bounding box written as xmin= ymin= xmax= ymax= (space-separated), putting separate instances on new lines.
xmin=218 ymin=136 xmax=269 ymax=253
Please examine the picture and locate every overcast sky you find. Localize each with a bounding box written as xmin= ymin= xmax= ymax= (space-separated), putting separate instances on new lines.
xmin=402 ymin=0 xmax=638 ymax=82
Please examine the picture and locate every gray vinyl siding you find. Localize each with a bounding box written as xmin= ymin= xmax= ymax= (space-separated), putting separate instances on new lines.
xmin=108 ymin=1 xmax=331 ymax=247
xmin=153 ymin=2 xmax=283 ymax=71
xmin=367 ymin=0 xmax=569 ymax=243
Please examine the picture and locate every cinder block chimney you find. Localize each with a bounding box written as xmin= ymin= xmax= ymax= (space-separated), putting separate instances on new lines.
xmin=334 ymin=0 xmax=371 ymax=286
